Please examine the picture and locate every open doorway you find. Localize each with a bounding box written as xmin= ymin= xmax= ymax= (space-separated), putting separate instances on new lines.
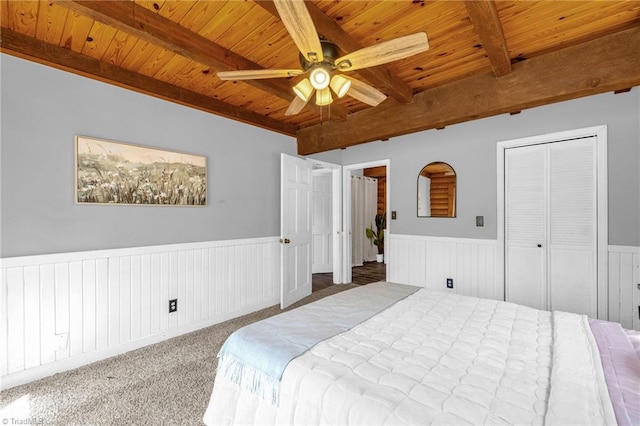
xmin=353 ymin=166 xmax=387 ymax=284
xmin=307 ymin=158 xmax=390 ymax=291
xmin=312 ymin=161 xmax=387 ymax=292
xmin=280 ymin=154 xmax=342 ymax=303
xmin=311 ymin=166 xmax=335 ymax=292
xmin=307 ymin=159 xmax=342 ymax=293
xmin=342 ymin=160 xmax=390 ymax=285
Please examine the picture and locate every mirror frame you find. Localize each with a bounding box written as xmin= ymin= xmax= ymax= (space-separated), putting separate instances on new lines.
xmin=417 ymin=161 xmax=457 ymax=218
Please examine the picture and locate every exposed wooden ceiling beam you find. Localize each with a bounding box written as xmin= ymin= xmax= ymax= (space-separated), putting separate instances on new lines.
xmin=53 ymin=0 xmax=346 ymax=120
xmin=256 ymin=0 xmax=413 ymax=104
xmin=297 ymin=26 xmax=640 ymax=154
xmin=464 ymin=0 xmax=511 ymax=77
xmin=0 ymin=28 xmax=298 ymax=137
xmin=54 ymin=1 xmax=291 ymax=100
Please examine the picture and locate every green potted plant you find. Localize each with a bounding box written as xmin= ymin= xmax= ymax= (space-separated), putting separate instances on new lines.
xmin=366 ymin=212 xmax=386 ymax=262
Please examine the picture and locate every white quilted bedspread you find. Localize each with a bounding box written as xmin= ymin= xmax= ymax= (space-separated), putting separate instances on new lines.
xmin=204 ymin=288 xmax=616 ymax=425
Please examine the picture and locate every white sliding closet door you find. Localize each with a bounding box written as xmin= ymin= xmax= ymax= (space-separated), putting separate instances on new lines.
xmin=505 ymin=136 xmax=598 ymax=317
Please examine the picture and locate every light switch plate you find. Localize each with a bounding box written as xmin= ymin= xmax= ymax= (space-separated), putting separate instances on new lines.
xmin=476 ymin=216 xmax=484 ymax=227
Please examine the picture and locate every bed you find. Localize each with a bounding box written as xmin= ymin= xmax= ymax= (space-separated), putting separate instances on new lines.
xmin=203 ymin=282 xmax=640 ymax=425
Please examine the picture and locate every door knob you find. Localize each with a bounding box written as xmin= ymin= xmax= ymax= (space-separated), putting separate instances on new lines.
xmin=537 ymin=244 xmax=542 ymax=248
xmin=280 ymin=238 xmax=291 ymax=244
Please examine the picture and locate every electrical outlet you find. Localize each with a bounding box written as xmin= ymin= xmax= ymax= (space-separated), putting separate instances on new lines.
xmin=54 ymin=333 xmax=69 ymax=350
xmin=446 ymin=278 xmax=454 ymax=289
xmin=169 ymin=299 xmax=178 ymax=313
xmin=476 ymin=216 xmax=484 ymax=227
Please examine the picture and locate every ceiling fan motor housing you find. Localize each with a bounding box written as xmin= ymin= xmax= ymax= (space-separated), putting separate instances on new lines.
xmin=299 ymin=40 xmax=340 ymax=70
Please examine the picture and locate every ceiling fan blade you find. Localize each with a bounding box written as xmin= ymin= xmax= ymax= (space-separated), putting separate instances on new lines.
xmin=217 ymin=69 xmax=303 ymax=80
xmin=285 ymin=94 xmax=312 ymax=116
xmin=346 ymin=77 xmax=387 ymax=107
xmin=273 ymin=0 xmax=323 ymax=63
xmin=335 ymin=32 xmax=429 ymax=72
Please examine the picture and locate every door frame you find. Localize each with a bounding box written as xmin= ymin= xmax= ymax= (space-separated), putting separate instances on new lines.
xmin=496 ymin=125 xmax=608 ymax=318
xmin=342 ymin=159 xmax=391 ymax=284
xmin=306 ymin=158 xmax=343 ymax=284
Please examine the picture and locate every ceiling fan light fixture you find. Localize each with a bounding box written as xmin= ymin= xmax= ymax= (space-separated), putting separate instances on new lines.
xmin=310 ymin=66 xmax=331 ymax=90
xmin=316 ymin=88 xmax=333 ymax=106
xmin=293 ymin=78 xmax=314 ymax=102
xmin=330 ymin=75 xmax=351 ymax=98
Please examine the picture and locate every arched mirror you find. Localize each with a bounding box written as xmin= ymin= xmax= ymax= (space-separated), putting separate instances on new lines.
xmin=417 ymin=162 xmax=456 ymax=217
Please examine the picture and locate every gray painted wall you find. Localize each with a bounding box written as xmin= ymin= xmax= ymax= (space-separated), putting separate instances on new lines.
xmin=337 ymin=89 xmax=640 ymax=247
xmin=0 ymin=54 xmax=297 ymax=257
xmin=2 ymin=54 xmax=638 ymax=257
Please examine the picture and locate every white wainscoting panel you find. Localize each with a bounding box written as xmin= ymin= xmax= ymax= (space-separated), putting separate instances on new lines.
xmin=0 ymin=237 xmax=280 ymax=389
xmin=608 ymin=245 xmax=640 ymax=330
xmin=387 ymin=234 xmax=501 ymax=301
xmin=389 ymin=236 xmax=639 ymax=331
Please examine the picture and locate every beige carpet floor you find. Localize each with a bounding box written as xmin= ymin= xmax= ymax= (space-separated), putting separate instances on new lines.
xmin=0 ymin=284 xmax=358 ymax=425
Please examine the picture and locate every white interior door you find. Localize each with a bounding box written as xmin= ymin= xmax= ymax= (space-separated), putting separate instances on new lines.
xmin=281 ymin=153 xmax=312 ymax=309
xmin=312 ymin=171 xmax=332 ymax=274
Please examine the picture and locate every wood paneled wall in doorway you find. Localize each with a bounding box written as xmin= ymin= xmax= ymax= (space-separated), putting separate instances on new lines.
xmin=364 ymin=166 xmax=386 ymax=214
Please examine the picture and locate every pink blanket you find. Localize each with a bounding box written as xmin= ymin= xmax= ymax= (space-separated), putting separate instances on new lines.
xmin=589 ymin=319 xmax=640 ymax=426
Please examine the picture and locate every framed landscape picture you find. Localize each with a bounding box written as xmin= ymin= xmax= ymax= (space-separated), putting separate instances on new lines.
xmin=75 ymin=136 xmax=207 ymax=206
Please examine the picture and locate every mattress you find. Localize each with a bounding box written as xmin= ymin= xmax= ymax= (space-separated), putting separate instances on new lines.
xmin=204 ymin=283 xmax=635 ymax=425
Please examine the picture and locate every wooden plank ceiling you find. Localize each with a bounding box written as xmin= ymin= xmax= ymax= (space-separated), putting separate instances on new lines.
xmin=1 ymin=1 xmax=639 ymax=154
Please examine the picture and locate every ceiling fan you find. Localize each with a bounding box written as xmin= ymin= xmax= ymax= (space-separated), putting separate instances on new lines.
xmin=217 ymin=0 xmax=429 ymax=116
